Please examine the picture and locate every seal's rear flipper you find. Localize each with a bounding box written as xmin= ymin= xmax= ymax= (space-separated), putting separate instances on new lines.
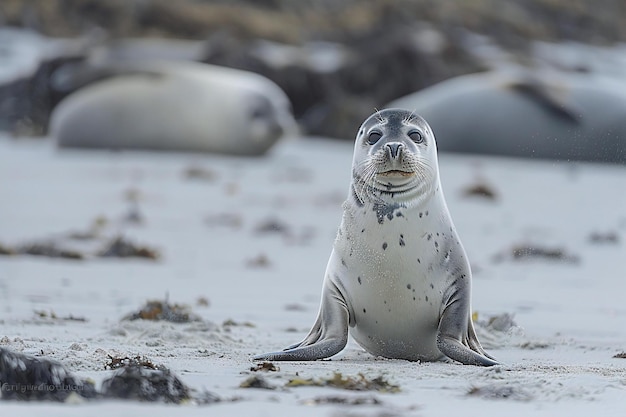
xmin=437 ymin=335 xmax=499 ymax=366
xmin=253 ymin=279 xmax=349 ymax=361
xmin=466 ymin=318 xmax=498 ymax=362
xmin=437 ymin=295 xmax=499 ymax=366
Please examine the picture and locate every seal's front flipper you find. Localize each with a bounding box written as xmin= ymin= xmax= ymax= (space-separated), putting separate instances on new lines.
xmin=252 ymin=338 xmax=347 ymax=361
xmin=437 ymin=295 xmax=499 ymax=366
xmin=253 ymin=280 xmax=349 ymax=361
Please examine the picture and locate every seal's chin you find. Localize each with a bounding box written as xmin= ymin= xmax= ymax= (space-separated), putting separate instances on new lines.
xmin=374 ymin=170 xmax=418 ymax=192
xmin=377 ymin=170 xmax=416 ymax=178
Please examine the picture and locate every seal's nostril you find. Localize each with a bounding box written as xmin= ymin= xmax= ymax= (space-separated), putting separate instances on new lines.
xmin=386 ymin=142 xmax=403 ymax=159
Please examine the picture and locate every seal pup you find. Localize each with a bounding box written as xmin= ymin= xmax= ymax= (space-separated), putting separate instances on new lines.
xmin=254 ymin=109 xmax=498 ymax=366
xmin=51 ymin=61 xmax=296 ymax=155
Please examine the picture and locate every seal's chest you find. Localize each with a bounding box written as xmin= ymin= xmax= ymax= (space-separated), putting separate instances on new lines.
xmin=343 ymin=204 xmax=446 ymax=265
xmin=349 ymin=241 xmax=444 ymax=304
xmin=338 ymin=200 xmax=457 ymax=305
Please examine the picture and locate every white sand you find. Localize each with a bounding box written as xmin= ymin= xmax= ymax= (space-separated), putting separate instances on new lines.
xmin=1 ymin=135 xmax=625 ymax=416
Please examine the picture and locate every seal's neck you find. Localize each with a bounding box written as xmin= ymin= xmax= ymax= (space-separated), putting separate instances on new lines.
xmin=346 ymin=178 xmax=444 ymax=228
xmin=350 ymin=173 xmax=440 ymax=210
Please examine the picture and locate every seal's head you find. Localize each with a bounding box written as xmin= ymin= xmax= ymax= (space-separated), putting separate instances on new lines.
xmin=244 ymin=88 xmax=297 ymax=150
xmin=352 ymin=108 xmax=439 ymax=204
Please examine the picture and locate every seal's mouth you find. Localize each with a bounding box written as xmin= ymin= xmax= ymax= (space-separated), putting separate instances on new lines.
xmin=378 ymin=170 xmax=415 ymax=177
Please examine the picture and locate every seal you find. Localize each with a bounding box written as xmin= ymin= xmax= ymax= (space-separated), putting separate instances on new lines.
xmin=387 ymin=71 xmax=626 ymax=164
xmin=50 ymin=61 xmax=295 ymax=155
xmin=254 ymin=109 xmax=498 ymax=366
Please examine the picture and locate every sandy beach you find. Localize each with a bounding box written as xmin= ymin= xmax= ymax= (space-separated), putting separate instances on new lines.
xmin=1 ymin=134 xmax=625 ymax=416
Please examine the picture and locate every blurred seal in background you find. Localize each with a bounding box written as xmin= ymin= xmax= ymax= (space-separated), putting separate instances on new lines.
xmin=388 ymin=70 xmax=626 ymax=164
xmin=50 ymin=61 xmax=295 ymax=155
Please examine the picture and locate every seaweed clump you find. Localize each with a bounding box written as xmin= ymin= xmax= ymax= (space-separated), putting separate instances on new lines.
xmin=101 ymin=365 xmax=190 ymax=404
xmin=462 ymin=182 xmax=498 ymax=200
xmin=493 ymin=244 xmax=580 ymax=264
xmin=0 ymin=240 xmax=84 ymax=260
xmin=0 ymin=347 xmax=97 ymax=402
xmin=467 ymin=384 xmax=533 ymax=401
xmin=104 ymin=354 xmax=159 ymax=370
xmin=239 ymin=375 xmax=277 ymax=390
xmin=0 ymin=348 xmax=219 ymax=404
xmin=98 ymin=236 xmax=160 ymax=260
xmin=122 ymin=299 xmax=201 ymax=323
xmin=250 ymin=362 xmax=279 ymax=372
xmin=286 ymin=372 xmax=400 ymax=393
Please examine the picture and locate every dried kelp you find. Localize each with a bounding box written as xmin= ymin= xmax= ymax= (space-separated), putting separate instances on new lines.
xmin=98 ymin=236 xmax=160 ymax=260
xmin=122 ymin=299 xmax=201 ymax=323
xmin=105 ymin=354 xmax=159 ymax=370
xmin=239 ymin=375 xmax=277 ymax=390
xmin=467 ymin=384 xmax=533 ymax=401
xmin=250 ymin=362 xmax=279 ymax=372
xmin=286 ymin=372 xmax=400 ymax=393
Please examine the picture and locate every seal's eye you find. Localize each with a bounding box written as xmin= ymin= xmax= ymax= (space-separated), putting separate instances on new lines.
xmin=409 ymin=131 xmax=423 ymax=143
xmin=367 ymin=131 xmax=383 ymax=145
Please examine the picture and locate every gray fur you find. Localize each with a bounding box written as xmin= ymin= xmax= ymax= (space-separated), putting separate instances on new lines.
xmin=254 ymin=109 xmax=498 ymax=366
xmin=388 ymin=71 xmax=626 ymax=164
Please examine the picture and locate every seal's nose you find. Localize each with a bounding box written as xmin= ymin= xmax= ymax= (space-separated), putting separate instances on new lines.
xmin=386 ymin=142 xmax=403 ymax=159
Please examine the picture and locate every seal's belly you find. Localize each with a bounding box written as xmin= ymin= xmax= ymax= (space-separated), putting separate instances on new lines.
xmin=338 ymin=249 xmax=447 ymax=361
xmin=347 ymin=271 xmax=444 ymax=361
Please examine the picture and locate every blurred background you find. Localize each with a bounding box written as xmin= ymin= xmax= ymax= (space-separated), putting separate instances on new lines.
xmin=1 ymin=0 xmax=625 ymax=161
